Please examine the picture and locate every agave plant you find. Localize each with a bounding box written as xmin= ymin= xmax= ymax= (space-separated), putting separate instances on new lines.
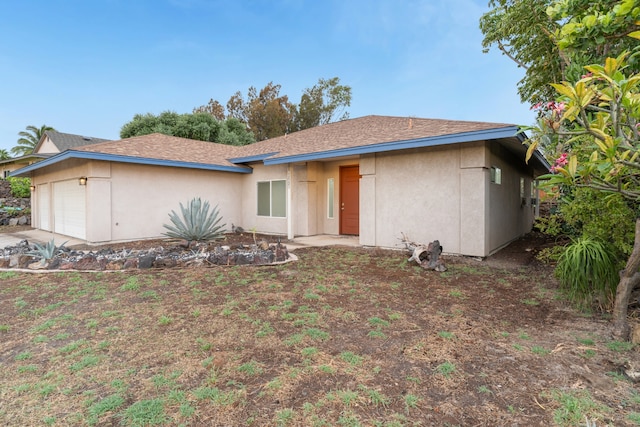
xmin=28 ymin=239 xmax=68 ymax=265
xmin=162 ymin=197 xmax=226 ymax=242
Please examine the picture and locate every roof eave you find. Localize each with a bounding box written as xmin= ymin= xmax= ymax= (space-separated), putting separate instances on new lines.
xmin=263 ymin=126 xmax=522 ymax=165
xmin=228 ymin=152 xmax=279 ymax=164
xmin=10 ymin=151 xmax=253 ymax=177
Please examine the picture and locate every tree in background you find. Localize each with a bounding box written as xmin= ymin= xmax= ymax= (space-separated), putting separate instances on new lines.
xmin=194 ymin=77 xmax=351 ymax=141
xmin=519 ymin=0 xmax=640 ymax=338
xmin=12 ymin=124 xmax=55 ymax=157
xmin=120 ymin=111 xmax=255 ymax=146
xmin=0 ymin=149 xmax=10 ymax=160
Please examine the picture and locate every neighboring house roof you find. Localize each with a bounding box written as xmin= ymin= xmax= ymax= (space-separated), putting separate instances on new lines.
xmin=11 ymin=115 xmax=550 ymax=177
xmin=0 ymin=153 xmax=51 ymax=166
xmin=34 ymin=130 xmax=111 ymax=153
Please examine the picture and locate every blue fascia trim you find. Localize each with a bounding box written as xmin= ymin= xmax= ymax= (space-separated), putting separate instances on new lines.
xmin=10 ymin=150 xmax=252 ymax=177
xmin=228 ymin=152 xmax=279 ymax=164
xmin=263 ymin=126 xmax=522 ymax=165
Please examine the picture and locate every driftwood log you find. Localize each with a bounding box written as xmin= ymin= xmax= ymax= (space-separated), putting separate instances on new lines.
xmin=401 ymin=233 xmax=447 ymax=272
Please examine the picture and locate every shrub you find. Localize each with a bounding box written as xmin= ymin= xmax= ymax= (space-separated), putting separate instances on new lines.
xmin=162 ymin=197 xmax=226 ymax=242
xmin=556 ymin=236 xmax=619 ymax=311
xmin=7 ymin=177 xmax=31 ymax=198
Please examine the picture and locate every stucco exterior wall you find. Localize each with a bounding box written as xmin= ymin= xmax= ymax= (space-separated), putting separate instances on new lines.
xmin=29 ymin=160 xmax=244 ymax=243
xmin=366 ymin=145 xmax=468 ymax=253
xmin=107 ymin=163 xmax=243 ymax=242
xmin=487 ymin=144 xmax=535 ymax=253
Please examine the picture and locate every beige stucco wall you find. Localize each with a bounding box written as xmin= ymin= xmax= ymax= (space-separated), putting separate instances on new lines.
xmin=107 ymin=163 xmax=243 ymax=242
xmin=29 ymin=160 xmax=244 ymax=243
xmin=362 ymin=142 xmax=535 ymax=256
xmin=488 ymin=144 xmax=536 ymax=253
xmin=24 ymin=142 xmax=536 ymax=253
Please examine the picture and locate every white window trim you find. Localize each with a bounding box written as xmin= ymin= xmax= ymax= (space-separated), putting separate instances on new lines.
xmin=257 ymin=180 xmax=287 ymax=218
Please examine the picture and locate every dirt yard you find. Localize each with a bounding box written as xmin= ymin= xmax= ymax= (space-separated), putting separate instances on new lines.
xmin=0 ymin=231 xmax=639 ymax=426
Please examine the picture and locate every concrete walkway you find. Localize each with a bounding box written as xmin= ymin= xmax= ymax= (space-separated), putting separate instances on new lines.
xmin=0 ymin=228 xmax=86 ymax=249
xmin=0 ymin=228 xmax=361 ymax=251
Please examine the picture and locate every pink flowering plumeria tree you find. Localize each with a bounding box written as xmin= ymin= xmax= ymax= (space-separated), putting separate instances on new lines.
xmin=525 ymin=51 xmax=640 ymax=339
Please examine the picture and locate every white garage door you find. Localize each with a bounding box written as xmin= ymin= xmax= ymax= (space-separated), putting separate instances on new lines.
xmin=38 ymin=184 xmax=51 ymax=231
xmin=53 ymin=180 xmax=86 ymax=239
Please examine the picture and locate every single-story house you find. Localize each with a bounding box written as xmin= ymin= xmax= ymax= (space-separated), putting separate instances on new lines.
xmin=12 ymin=115 xmax=550 ymax=257
xmin=1 ymin=131 xmax=110 ymax=178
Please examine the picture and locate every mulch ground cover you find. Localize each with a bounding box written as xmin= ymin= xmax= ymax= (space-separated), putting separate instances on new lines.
xmin=1 ymin=231 xmax=639 ymax=426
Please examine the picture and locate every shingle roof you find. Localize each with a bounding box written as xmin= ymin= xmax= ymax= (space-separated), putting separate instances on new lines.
xmin=41 ymin=131 xmax=111 ymax=151
xmin=12 ymin=115 xmax=550 ymax=177
xmin=235 ymin=115 xmax=516 ymax=161
xmin=75 ymin=133 xmax=244 ymax=168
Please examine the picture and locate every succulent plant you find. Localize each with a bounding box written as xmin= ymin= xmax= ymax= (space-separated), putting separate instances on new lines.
xmin=163 ymin=197 xmax=226 ymax=242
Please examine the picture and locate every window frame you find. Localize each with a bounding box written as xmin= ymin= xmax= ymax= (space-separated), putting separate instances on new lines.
xmin=257 ymin=179 xmax=287 ymax=218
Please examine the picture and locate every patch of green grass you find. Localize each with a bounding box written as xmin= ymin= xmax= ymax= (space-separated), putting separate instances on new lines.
xmin=15 ymin=351 xmax=32 ymax=361
xmin=438 ymin=331 xmax=455 ymax=340
xmin=367 ymin=317 xmax=390 ymax=328
xmin=520 ymin=298 xmax=539 ymax=306
xmin=404 ymin=394 xmax=419 ymax=411
xmin=275 ymin=408 xmax=294 ymax=426
xmin=478 ymin=385 xmax=492 ymax=394
xmin=0 ymin=271 xmax=18 ymax=279
xmin=531 ymin=345 xmax=550 ymax=356
xmin=158 ymin=315 xmax=172 ymax=326
xmin=69 ymin=355 xmax=101 ymax=372
xmin=606 ymin=340 xmax=635 ymax=352
xmin=120 ymin=276 xmax=140 ymax=291
xmin=627 ymin=412 xmax=640 ymax=425
xmin=140 ymin=290 xmax=159 ymax=300
xmin=192 ymin=387 xmax=238 ymax=405
xmin=545 ymin=389 xmax=608 ymax=426
xmin=256 ymin=321 xmax=275 ymax=337
xmin=367 ymin=329 xmax=387 ymax=339
xmin=364 ymin=388 xmax=389 ymax=407
xmin=340 ymin=351 xmax=363 ymax=366
xmin=59 ymin=339 xmax=87 ymax=354
xmin=448 ymin=288 xmax=464 ymax=298
xmin=436 ymin=361 xmax=456 ymax=378
xmin=120 ymin=398 xmax=168 ymax=426
xmin=87 ymin=394 xmax=125 ymax=424
xmin=237 ymin=360 xmax=263 ymax=376
xmin=336 ymin=389 xmax=359 ymax=407
xmin=576 ymin=336 xmax=595 ymax=346
xmin=33 ymin=334 xmax=48 ymax=343
xmin=30 ymin=318 xmax=56 ymax=333
xmin=17 ymin=364 xmax=39 ymax=373
xmin=0 ymin=324 xmax=9 ymax=332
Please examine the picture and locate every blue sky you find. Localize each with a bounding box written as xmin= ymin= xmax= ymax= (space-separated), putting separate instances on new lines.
xmin=0 ymin=0 xmax=534 ymax=152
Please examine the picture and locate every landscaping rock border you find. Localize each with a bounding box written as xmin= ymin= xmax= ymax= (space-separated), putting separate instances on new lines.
xmin=0 ymin=239 xmax=292 ymax=271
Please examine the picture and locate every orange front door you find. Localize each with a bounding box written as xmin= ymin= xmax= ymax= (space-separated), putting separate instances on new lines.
xmin=340 ymin=165 xmax=359 ymax=235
